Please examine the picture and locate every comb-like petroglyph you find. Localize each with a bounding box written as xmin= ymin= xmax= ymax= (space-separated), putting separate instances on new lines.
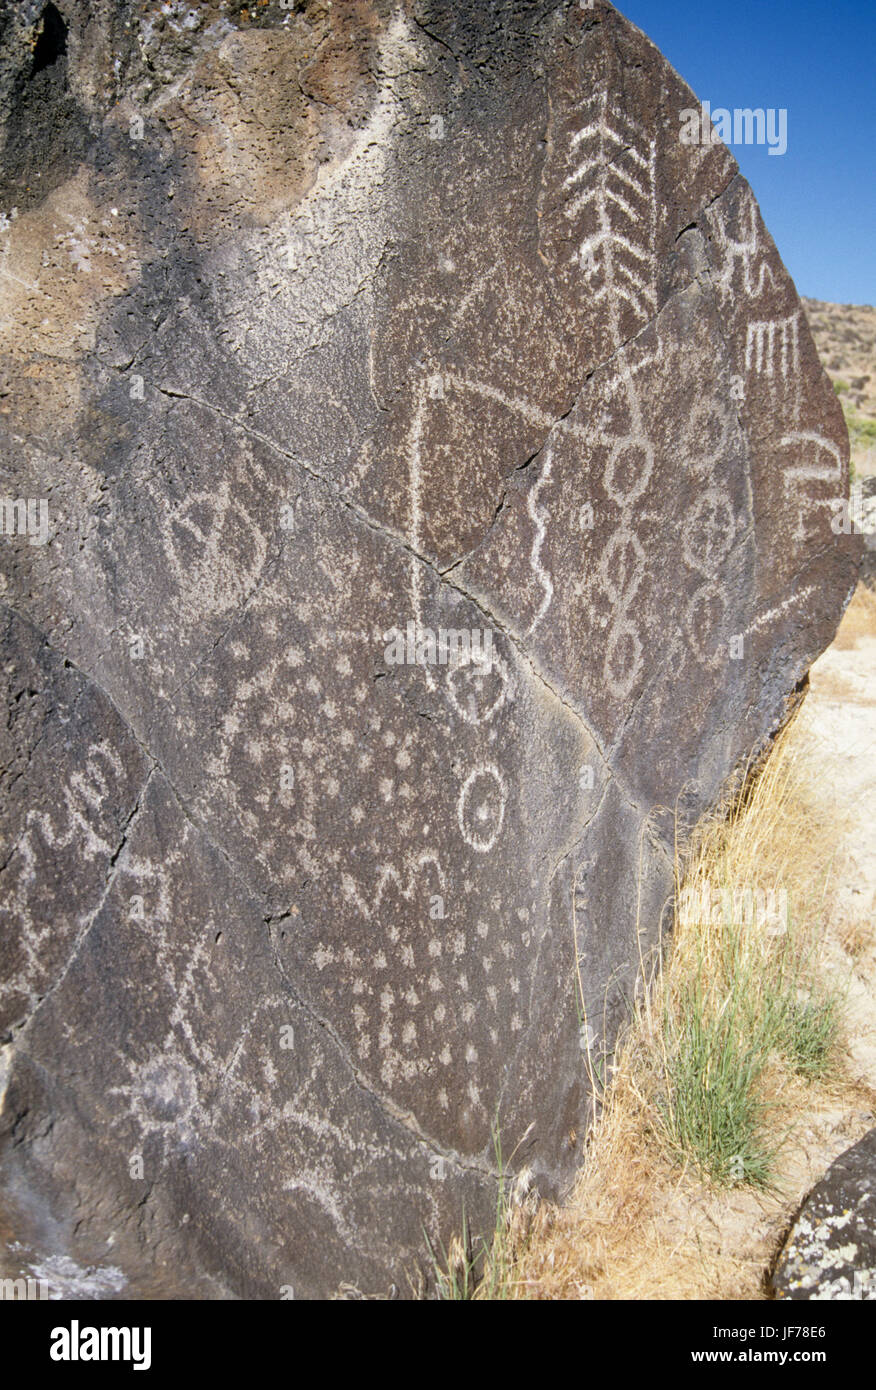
xmin=745 ymin=312 xmax=801 ymax=380
xmin=0 ymin=0 xmax=860 ymax=1298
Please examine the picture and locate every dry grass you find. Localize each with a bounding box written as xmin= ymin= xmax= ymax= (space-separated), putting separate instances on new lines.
xmin=471 ymin=694 xmax=875 ymax=1300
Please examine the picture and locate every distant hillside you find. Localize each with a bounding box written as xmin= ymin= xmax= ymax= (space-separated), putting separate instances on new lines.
xmin=803 ymin=298 xmax=876 ymax=477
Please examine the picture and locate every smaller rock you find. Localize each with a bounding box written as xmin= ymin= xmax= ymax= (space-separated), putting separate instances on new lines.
xmin=773 ymin=1129 xmax=876 ymax=1299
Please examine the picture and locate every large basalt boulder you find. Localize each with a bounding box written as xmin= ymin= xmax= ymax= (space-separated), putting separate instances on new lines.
xmin=0 ymin=0 xmax=860 ymax=1298
xmin=774 ymin=1129 xmax=876 ymax=1300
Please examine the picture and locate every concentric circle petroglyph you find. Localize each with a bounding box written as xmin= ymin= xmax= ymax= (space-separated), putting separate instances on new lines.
xmin=457 ymin=764 xmax=508 ymax=853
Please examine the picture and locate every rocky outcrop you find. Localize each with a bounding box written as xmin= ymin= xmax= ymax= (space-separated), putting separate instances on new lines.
xmin=774 ymin=1128 xmax=876 ymax=1300
xmin=0 ymin=1 xmax=859 ymax=1298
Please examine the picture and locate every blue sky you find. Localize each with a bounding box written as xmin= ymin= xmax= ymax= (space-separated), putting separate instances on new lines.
xmin=615 ymin=0 xmax=875 ymax=305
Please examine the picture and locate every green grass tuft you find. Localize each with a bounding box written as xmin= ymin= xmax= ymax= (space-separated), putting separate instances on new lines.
xmin=661 ymin=980 xmax=775 ymax=1189
xmin=657 ymin=880 xmax=842 ymax=1190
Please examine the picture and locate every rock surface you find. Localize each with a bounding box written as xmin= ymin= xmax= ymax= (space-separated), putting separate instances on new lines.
xmin=862 ymin=478 xmax=876 ymax=589
xmin=774 ymin=1128 xmax=876 ymax=1300
xmin=0 ymin=0 xmax=860 ymax=1298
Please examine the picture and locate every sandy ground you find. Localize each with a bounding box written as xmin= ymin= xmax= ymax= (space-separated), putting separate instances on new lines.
xmin=799 ymin=586 xmax=876 ymax=1100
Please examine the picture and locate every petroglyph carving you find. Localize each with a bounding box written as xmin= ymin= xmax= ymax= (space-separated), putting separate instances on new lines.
xmin=562 ymin=93 xmax=658 ymax=329
xmin=525 ymin=449 xmax=554 ymax=635
xmin=779 ymin=431 xmax=845 ymax=541
xmin=445 ymin=650 xmax=509 ymax=726
xmin=745 ymin=312 xmax=800 ymax=378
xmin=711 ymin=186 xmax=778 ymax=303
xmin=457 ymin=764 xmax=508 ymax=853
xmin=0 ymin=0 xmax=856 ymax=1304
